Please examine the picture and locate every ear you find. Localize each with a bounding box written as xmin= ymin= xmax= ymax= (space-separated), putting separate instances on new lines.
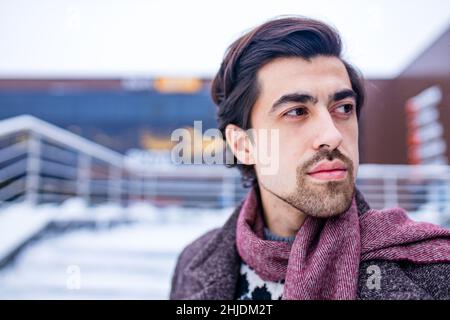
xmin=225 ymin=124 xmax=255 ymax=165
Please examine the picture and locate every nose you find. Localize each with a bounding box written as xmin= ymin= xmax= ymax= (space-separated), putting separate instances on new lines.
xmin=311 ymin=111 xmax=343 ymax=151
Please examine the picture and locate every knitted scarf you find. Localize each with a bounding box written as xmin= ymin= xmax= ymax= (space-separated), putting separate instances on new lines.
xmin=236 ymin=187 xmax=450 ymax=300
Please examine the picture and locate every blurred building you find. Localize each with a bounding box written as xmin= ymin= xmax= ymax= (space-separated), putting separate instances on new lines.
xmin=361 ymin=26 xmax=450 ymax=164
xmin=0 ymin=27 xmax=449 ymax=163
xmin=0 ymin=78 xmax=217 ymax=153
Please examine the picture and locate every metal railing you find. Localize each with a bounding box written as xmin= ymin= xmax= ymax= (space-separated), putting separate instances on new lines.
xmin=0 ymin=115 xmax=248 ymax=208
xmin=0 ymin=115 xmax=449 ymax=219
xmin=356 ymin=164 xmax=450 ymax=221
xmin=0 ymin=115 xmax=124 ymax=206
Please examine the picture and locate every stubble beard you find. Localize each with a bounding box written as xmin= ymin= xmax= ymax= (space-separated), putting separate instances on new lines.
xmin=285 ymin=170 xmax=355 ymax=218
xmin=262 ymin=149 xmax=356 ymax=218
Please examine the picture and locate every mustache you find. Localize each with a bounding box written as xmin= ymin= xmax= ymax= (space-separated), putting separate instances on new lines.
xmin=301 ymin=149 xmax=354 ymax=174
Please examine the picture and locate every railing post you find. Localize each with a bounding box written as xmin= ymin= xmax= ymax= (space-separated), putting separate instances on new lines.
xmin=77 ymin=153 xmax=91 ymax=205
xmin=25 ymin=132 xmax=41 ymax=206
xmin=145 ymin=174 xmax=157 ymax=203
xmin=108 ymin=165 xmax=122 ymax=204
xmin=383 ymin=176 xmax=398 ymax=208
xmin=221 ymin=174 xmax=235 ymax=208
xmin=140 ymin=175 xmax=145 ymax=201
xmin=129 ymin=173 xmax=142 ymax=202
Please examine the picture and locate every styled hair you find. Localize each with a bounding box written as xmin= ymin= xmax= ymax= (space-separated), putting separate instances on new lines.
xmin=211 ymin=16 xmax=365 ymax=187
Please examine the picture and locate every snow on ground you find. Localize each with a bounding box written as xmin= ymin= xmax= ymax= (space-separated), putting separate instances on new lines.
xmin=0 ymin=197 xmax=448 ymax=299
xmin=0 ymin=199 xmax=233 ymax=299
xmin=0 ymin=202 xmax=55 ymax=260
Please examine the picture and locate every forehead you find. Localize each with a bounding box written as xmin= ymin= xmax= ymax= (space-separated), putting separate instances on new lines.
xmin=255 ymin=56 xmax=352 ymax=105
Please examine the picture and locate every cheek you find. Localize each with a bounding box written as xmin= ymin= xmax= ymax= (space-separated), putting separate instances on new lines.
xmin=278 ymin=130 xmax=308 ymax=179
xmin=341 ymin=122 xmax=359 ymax=174
xmin=253 ymin=129 xmax=305 ymax=186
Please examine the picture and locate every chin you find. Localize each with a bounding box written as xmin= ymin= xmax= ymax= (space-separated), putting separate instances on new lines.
xmin=287 ymin=181 xmax=355 ymax=218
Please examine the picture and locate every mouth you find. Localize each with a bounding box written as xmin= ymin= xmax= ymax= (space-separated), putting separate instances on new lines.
xmin=307 ymin=160 xmax=348 ymax=181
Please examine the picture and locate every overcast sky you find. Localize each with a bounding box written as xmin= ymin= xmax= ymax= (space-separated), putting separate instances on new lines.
xmin=0 ymin=0 xmax=449 ymax=79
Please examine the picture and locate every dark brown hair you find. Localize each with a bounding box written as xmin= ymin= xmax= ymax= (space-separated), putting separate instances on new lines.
xmin=211 ymin=16 xmax=365 ymax=187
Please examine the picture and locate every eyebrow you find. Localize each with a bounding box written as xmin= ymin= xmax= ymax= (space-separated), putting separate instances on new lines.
xmin=270 ymin=89 xmax=357 ymax=114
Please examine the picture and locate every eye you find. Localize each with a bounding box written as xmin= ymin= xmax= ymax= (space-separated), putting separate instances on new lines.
xmin=284 ymin=107 xmax=308 ymax=118
xmin=334 ymin=104 xmax=354 ymax=115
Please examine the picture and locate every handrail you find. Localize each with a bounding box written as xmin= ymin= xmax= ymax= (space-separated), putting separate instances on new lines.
xmin=0 ymin=115 xmax=449 ymax=213
xmin=0 ymin=140 xmax=28 ymax=164
xmin=0 ymin=115 xmax=123 ymax=167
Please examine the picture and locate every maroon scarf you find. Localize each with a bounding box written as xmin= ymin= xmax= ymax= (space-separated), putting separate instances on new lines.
xmin=236 ymin=187 xmax=450 ymax=300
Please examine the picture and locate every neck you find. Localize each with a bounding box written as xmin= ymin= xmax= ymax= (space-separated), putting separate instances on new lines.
xmin=257 ymin=184 xmax=307 ymax=238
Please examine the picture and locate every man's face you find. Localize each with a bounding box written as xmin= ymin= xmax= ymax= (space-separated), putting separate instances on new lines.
xmin=250 ymin=55 xmax=359 ymax=218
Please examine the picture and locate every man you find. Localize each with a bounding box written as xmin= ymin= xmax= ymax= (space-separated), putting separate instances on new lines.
xmin=170 ymin=16 xmax=450 ymax=300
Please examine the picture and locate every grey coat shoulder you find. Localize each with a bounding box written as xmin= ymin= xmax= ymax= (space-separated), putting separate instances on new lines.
xmin=169 ymin=206 xmax=242 ymax=300
xmin=169 ymin=228 xmax=221 ymax=299
xmin=175 ymin=227 xmax=220 ymax=270
xmin=358 ymin=259 xmax=450 ymax=300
